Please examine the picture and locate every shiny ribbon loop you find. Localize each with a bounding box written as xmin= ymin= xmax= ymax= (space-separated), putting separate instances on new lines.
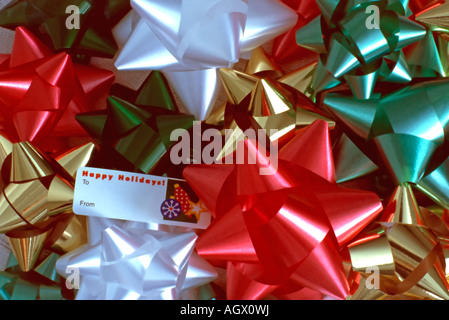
xmin=184 ymin=120 xmax=383 ymax=299
xmin=295 ymin=0 xmax=449 ymax=99
xmin=271 ymin=0 xmax=321 ymax=64
xmin=76 ymin=71 xmax=196 ymax=175
xmin=0 ymin=26 xmax=114 ymax=153
xmin=348 ymin=183 xmax=449 ymax=299
xmin=115 ymin=0 xmax=297 ymax=71
xmin=0 ymin=252 xmax=73 ymax=300
xmin=56 ymin=218 xmax=217 ymax=300
xmin=324 ymin=78 xmax=449 ymax=185
xmin=0 ymin=137 xmax=94 ymax=272
xmin=210 ymin=46 xmax=335 ymax=160
xmin=390 ymin=238 xmax=442 ymax=295
xmin=0 ymin=0 xmax=131 ymax=61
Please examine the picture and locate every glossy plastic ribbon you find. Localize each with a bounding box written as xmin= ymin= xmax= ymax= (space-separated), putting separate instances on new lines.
xmin=0 ymin=0 xmax=131 ymax=62
xmin=323 ymin=55 xmax=449 ymax=300
xmin=0 ymin=252 xmax=74 ymax=300
xmin=414 ymin=0 xmax=449 ymax=80
xmin=323 ymin=78 xmax=449 ymax=185
xmin=76 ymin=71 xmax=195 ymax=175
xmin=0 ymin=26 xmax=114 ymax=154
xmin=112 ymin=0 xmax=297 ymax=120
xmin=417 ymin=156 xmax=449 ymax=211
xmin=322 ymin=71 xmax=449 ymax=299
xmin=347 ymin=183 xmax=449 ymax=299
xmin=295 ymin=0 xmax=443 ymax=99
xmin=183 ymin=120 xmax=383 ymax=300
xmin=114 ymin=0 xmax=298 ymax=71
xmin=56 ymin=217 xmax=217 ymax=300
xmin=0 ymin=136 xmax=94 ymax=272
xmin=209 ymin=46 xmax=335 ymax=159
xmin=271 ymin=0 xmax=320 ymax=64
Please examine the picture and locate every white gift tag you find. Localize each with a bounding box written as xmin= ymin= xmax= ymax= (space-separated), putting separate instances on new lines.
xmin=73 ymin=167 xmax=211 ymax=229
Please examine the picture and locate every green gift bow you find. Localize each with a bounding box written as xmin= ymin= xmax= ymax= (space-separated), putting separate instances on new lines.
xmin=0 ymin=0 xmax=130 ymax=62
xmin=296 ymin=0 xmax=447 ymax=99
xmin=76 ymin=71 xmax=196 ymax=175
xmin=324 ymin=78 xmax=449 ymax=189
xmin=0 ymin=253 xmax=72 ymax=300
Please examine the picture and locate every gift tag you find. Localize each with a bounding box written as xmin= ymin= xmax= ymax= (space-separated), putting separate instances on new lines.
xmin=73 ymin=167 xmax=211 ymax=229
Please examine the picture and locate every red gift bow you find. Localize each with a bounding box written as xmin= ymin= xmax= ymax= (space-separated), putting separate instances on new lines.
xmin=271 ymin=0 xmax=320 ymax=65
xmin=183 ymin=120 xmax=383 ymax=299
xmin=0 ymin=27 xmax=114 ymax=152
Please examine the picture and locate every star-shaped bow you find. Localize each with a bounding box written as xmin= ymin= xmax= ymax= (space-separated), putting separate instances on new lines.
xmin=412 ymin=0 xmax=449 ymax=80
xmin=112 ymin=0 xmax=298 ymax=120
xmin=56 ymin=218 xmax=217 ymax=300
xmin=209 ymin=46 xmax=335 ymax=160
xmin=296 ymin=0 xmax=442 ymax=99
xmin=0 ymin=0 xmax=131 ymax=62
xmin=114 ymin=0 xmax=298 ymax=71
xmin=76 ymin=71 xmax=195 ymax=176
xmin=323 ymin=76 xmax=449 ymax=299
xmin=0 ymin=26 xmax=114 ymax=154
xmin=0 ymin=135 xmax=94 ymax=272
xmin=1 ymin=252 xmax=75 ymax=300
xmin=183 ymin=119 xmax=383 ymax=299
xmin=347 ymin=182 xmax=449 ymax=299
xmin=324 ymin=78 xmax=449 ymax=185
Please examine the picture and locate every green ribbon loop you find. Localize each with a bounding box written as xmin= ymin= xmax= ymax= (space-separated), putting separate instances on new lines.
xmin=296 ymin=0 xmax=446 ymax=99
xmin=0 ymin=0 xmax=131 ymax=61
xmin=324 ymin=78 xmax=449 ymax=184
xmin=76 ymin=71 xmax=196 ymax=175
xmin=0 ymin=253 xmax=69 ymax=300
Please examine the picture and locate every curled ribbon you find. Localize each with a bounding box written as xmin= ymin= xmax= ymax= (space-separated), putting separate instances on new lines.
xmin=348 ymin=183 xmax=449 ymax=299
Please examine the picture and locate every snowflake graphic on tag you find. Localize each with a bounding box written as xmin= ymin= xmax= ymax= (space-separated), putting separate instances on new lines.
xmin=160 ymin=199 xmax=182 ymax=219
